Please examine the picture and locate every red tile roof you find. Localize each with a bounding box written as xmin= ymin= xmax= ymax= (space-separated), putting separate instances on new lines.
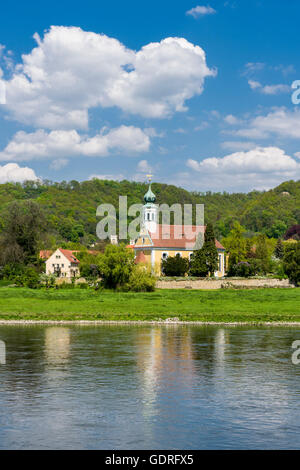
xmin=135 ymin=224 xmax=225 ymax=250
xmin=58 ymin=249 xmax=80 ymax=264
xmin=39 ymin=250 xmax=53 ymax=260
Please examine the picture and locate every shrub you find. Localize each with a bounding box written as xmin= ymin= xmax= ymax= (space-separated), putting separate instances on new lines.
xmin=227 ymin=261 xmax=254 ymax=277
xmin=162 ymin=254 xmax=189 ymax=277
xmin=125 ymin=265 xmax=156 ymax=292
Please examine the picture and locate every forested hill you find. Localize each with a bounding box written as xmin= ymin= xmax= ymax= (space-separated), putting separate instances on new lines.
xmin=0 ymin=178 xmax=299 ymax=245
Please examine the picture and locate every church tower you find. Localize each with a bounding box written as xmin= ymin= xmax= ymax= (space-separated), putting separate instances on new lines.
xmin=142 ymin=175 xmax=158 ymax=233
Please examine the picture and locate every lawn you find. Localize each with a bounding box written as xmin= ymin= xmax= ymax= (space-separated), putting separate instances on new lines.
xmin=0 ymin=287 xmax=299 ymax=322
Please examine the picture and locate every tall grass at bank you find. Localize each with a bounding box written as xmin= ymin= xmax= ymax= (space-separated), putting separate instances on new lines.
xmin=0 ymin=287 xmax=298 ymax=322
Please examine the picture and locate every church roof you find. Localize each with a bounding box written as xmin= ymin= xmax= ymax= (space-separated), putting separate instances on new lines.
xmin=144 ymin=183 xmax=156 ymax=204
xmin=135 ymin=224 xmax=225 ymax=250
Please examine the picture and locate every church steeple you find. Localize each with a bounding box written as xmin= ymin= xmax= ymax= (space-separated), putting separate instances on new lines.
xmin=142 ymin=175 xmax=158 ymax=232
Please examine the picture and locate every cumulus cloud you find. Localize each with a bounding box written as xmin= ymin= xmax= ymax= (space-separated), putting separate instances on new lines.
xmin=0 ymin=163 xmax=38 ymax=183
xmin=0 ymin=125 xmax=150 ymax=162
xmin=2 ymin=26 xmax=215 ymax=128
xmin=186 ymin=5 xmax=216 ymax=18
xmin=186 ymin=146 xmax=300 ymax=191
xmin=248 ymin=80 xmax=290 ymax=95
xmin=235 ymin=108 xmax=300 ymax=140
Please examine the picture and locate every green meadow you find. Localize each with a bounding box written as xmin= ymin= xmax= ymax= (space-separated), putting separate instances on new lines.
xmin=0 ymin=287 xmax=298 ymax=322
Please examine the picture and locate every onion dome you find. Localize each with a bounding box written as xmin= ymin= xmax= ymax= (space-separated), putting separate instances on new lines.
xmin=144 ymin=183 xmax=156 ymax=203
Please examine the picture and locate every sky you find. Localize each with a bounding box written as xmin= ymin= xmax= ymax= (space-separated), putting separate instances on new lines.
xmin=0 ymin=0 xmax=300 ymax=192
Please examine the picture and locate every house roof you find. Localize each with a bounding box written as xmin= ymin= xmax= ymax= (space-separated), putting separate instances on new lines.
xmin=39 ymin=250 xmax=53 ymax=260
xmin=58 ymin=249 xmax=80 ymax=264
xmin=40 ymin=248 xmax=80 ymax=264
xmin=135 ymin=224 xmax=225 ymax=251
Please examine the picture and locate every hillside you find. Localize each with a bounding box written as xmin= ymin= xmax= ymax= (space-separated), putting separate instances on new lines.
xmin=0 ymin=178 xmax=299 ymax=245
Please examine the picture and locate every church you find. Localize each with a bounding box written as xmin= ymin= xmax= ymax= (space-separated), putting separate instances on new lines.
xmin=131 ymin=180 xmax=226 ymax=277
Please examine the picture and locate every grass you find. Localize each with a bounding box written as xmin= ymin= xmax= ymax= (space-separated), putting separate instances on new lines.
xmin=0 ymin=286 xmax=298 ymax=322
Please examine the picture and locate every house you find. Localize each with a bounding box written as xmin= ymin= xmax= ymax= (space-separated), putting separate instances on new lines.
xmin=131 ymin=180 xmax=226 ymax=277
xmin=42 ymin=248 xmax=80 ymax=278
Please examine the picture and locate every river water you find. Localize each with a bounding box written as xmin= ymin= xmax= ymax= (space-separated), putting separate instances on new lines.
xmin=0 ymin=324 xmax=300 ymax=449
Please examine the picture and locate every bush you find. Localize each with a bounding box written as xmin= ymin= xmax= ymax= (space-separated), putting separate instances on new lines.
xmin=162 ymin=254 xmax=189 ymax=277
xmin=39 ymin=273 xmax=56 ymax=288
xmin=125 ymin=265 xmax=156 ymax=292
xmin=15 ymin=267 xmax=40 ymax=288
xmin=227 ymin=261 xmax=254 ymax=277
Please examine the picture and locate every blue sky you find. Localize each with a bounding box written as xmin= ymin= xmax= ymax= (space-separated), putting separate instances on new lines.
xmin=0 ymin=0 xmax=300 ymax=192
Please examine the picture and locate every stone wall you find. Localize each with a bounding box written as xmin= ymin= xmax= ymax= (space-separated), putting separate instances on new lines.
xmin=156 ymin=278 xmax=292 ymax=289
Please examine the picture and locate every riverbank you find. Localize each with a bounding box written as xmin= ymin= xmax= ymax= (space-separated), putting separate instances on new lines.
xmin=0 ymin=287 xmax=298 ymax=323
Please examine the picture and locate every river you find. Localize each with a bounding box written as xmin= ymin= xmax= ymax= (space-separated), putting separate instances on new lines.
xmin=0 ymin=324 xmax=300 ymax=449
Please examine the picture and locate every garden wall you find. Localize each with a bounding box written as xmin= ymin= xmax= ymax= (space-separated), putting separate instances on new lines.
xmin=156 ymin=278 xmax=292 ymax=289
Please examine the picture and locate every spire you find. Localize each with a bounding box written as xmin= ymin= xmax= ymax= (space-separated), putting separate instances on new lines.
xmin=142 ymin=174 xmax=157 ymax=232
xmin=144 ymin=174 xmax=156 ymax=204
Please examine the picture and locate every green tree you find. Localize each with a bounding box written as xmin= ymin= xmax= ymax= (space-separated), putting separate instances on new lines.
xmin=255 ymin=233 xmax=270 ymax=274
xmin=0 ymin=200 xmax=46 ymax=266
xmin=283 ymin=242 xmax=300 ymax=286
xmin=190 ymin=223 xmax=218 ymax=277
xmin=189 ymin=249 xmax=209 ymax=277
xmin=274 ymin=238 xmax=284 ymax=259
xmin=97 ymin=244 xmax=135 ymax=289
xmin=222 ymin=222 xmax=247 ymax=269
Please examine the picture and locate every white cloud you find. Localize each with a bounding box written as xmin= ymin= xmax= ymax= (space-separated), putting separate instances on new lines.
xmin=0 ymin=125 xmax=150 ymax=162
xmin=235 ymin=108 xmax=300 ymax=140
xmin=2 ymin=26 xmax=215 ymax=128
xmin=0 ymin=163 xmax=38 ymax=183
xmin=49 ymin=158 xmax=69 ymax=170
xmin=224 ymin=114 xmax=241 ymax=125
xmin=185 ymin=146 xmax=300 ymax=191
xmin=137 ymin=159 xmax=153 ymax=173
xmin=248 ymin=80 xmax=290 ymax=95
xmin=186 ymin=5 xmax=216 ymax=18
xmin=248 ymin=80 xmax=262 ymax=90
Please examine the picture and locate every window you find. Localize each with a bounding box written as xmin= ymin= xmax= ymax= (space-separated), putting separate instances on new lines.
xmin=147 ymin=213 xmax=150 ymax=220
xmin=219 ymin=254 xmax=222 ymax=272
xmin=175 ymin=252 xmax=181 ymax=257
xmin=62 ymin=264 xmax=64 ymax=268
xmin=162 ymin=252 xmax=168 ymax=260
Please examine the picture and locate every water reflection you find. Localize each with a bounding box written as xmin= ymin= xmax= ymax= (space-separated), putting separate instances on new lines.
xmin=0 ymin=324 xmax=300 ymax=449
xmin=44 ymin=328 xmax=71 ymax=366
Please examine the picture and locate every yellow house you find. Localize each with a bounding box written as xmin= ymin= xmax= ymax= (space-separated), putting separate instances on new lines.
xmin=131 ymin=182 xmax=226 ymax=277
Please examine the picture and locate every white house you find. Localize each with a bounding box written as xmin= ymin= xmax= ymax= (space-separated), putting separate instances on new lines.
xmin=43 ymin=248 xmax=80 ymax=278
